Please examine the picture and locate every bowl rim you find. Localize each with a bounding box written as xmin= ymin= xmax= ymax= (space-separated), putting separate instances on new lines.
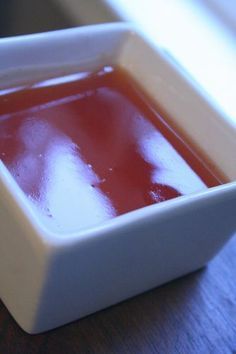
xmin=0 ymin=22 xmax=235 ymax=247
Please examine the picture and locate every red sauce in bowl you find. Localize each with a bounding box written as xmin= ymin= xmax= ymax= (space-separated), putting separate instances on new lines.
xmin=0 ymin=66 xmax=222 ymax=233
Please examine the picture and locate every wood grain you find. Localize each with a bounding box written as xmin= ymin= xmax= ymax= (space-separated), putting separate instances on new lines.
xmin=0 ymin=236 xmax=236 ymax=354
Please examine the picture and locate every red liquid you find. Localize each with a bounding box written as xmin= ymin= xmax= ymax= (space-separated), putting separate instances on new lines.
xmin=0 ymin=66 xmax=222 ymax=233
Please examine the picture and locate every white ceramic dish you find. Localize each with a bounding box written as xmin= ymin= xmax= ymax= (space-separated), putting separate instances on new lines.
xmin=0 ymin=23 xmax=235 ymax=334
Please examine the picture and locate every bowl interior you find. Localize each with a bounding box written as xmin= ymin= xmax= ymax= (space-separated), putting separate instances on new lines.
xmin=0 ymin=24 xmax=235 ymax=238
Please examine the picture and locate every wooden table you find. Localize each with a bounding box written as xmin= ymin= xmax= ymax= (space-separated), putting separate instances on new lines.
xmin=0 ymin=235 xmax=236 ymax=354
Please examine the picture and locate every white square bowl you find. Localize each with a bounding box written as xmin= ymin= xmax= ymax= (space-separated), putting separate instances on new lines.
xmin=0 ymin=23 xmax=235 ymax=334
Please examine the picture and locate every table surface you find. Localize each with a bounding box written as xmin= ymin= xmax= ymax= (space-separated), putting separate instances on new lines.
xmin=0 ymin=235 xmax=236 ymax=354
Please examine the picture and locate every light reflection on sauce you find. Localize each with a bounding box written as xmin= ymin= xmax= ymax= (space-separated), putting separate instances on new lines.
xmin=0 ymin=66 xmax=221 ymax=234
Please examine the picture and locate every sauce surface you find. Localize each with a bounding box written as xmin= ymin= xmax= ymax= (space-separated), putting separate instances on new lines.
xmin=0 ymin=66 xmax=221 ymax=233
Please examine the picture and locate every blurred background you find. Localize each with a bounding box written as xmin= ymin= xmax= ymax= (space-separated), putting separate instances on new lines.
xmin=0 ymin=0 xmax=235 ymax=125
xmin=0 ymin=0 xmax=72 ymax=37
xmin=1 ymin=0 xmax=236 ymax=37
